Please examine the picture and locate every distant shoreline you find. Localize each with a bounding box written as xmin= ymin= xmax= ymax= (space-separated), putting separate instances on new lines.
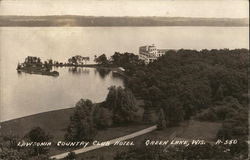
xmin=1 ymin=25 xmax=248 ymax=27
xmin=0 ymin=16 xmax=248 ymax=27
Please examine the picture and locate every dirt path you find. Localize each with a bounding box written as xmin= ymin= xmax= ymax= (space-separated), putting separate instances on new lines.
xmin=50 ymin=125 xmax=157 ymax=159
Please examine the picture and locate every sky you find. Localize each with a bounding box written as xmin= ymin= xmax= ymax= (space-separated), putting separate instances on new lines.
xmin=0 ymin=0 xmax=249 ymax=18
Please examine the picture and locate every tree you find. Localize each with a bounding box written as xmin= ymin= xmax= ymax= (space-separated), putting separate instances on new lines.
xmin=25 ymin=127 xmax=52 ymax=156
xmin=157 ymin=108 xmax=166 ymax=130
xmin=93 ymin=107 xmax=113 ymax=129
xmin=163 ymin=97 xmax=184 ymax=126
xmin=68 ymin=55 xmax=88 ymax=65
xmin=43 ymin=61 xmax=52 ymax=71
xmin=94 ymin=54 xmax=109 ymax=65
xmin=48 ymin=59 xmax=53 ymax=65
xmin=65 ymin=99 xmax=97 ymax=141
xmin=110 ymin=52 xmax=141 ymax=66
xmin=25 ymin=127 xmax=51 ymax=142
xmin=145 ymin=85 xmax=165 ymax=108
xmin=103 ymin=86 xmax=138 ymax=125
xmin=214 ymin=85 xmax=224 ymax=101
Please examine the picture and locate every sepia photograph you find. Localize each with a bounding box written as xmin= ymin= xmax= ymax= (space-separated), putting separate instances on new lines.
xmin=0 ymin=0 xmax=249 ymax=159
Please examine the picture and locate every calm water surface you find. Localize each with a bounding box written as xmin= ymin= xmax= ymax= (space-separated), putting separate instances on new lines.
xmin=0 ymin=27 xmax=248 ymax=121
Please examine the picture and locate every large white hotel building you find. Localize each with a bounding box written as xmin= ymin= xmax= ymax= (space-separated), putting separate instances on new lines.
xmin=139 ymin=44 xmax=170 ymax=64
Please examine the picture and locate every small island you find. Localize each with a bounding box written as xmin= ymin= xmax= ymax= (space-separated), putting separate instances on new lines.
xmin=17 ymin=56 xmax=59 ymax=77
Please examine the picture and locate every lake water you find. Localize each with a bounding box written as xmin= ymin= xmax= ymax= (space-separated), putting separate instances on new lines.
xmin=0 ymin=27 xmax=249 ymax=121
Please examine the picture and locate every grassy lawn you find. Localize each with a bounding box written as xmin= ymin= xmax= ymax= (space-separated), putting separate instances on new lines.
xmin=176 ymin=120 xmax=222 ymax=141
xmin=1 ymin=108 xmax=74 ymax=139
xmin=75 ymin=120 xmax=222 ymax=160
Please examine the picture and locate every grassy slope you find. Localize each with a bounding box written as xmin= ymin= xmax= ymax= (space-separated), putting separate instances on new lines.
xmin=76 ymin=121 xmax=222 ymax=160
xmin=1 ymin=108 xmax=74 ymax=139
xmin=176 ymin=120 xmax=222 ymax=141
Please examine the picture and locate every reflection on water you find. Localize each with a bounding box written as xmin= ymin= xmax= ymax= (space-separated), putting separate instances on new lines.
xmin=17 ymin=70 xmax=22 ymax=75
xmin=95 ymin=68 xmax=111 ymax=79
xmin=67 ymin=67 xmax=114 ymax=79
xmin=68 ymin=67 xmax=90 ymax=75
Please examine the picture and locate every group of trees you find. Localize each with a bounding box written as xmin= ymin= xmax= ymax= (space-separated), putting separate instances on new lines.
xmin=22 ymin=55 xmax=92 ymax=68
xmin=94 ymin=54 xmax=109 ymax=65
xmin=112 ymin=48 xmax=248 ymax=159
xmin=65 ymin=86 xmax=138 ymax=141
xmin=94 ymin=52 xmax=144 ymax=75
xmin=101 ymin=86 xmax=138 ymax=125
xmin=125 ymin=49 xmax=248 ymax=127
xmin=18 ymin=56 xmax=54 ymax=71
xmin=24 ymin=56 xmax=42 ymax=65
xmin=197 ymin=96 xmax=248 ymax=142
xmin=68 ymin=55 xmax=90 ymax=65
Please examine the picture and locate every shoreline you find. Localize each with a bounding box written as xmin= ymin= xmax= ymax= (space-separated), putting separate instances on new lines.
xmin=52 ymin=64 xmax=120 ymax=70
xmin=0 ymin=107 xmax=74 ymax=124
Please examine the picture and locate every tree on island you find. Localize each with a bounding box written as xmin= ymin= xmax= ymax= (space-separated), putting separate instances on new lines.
xmin=23 ymin=56 xmax=43 ymax=68
xmin=43 ymin=61 xmax=52 ymax=71
xmin=65 ymin=99 xmax=97 ymax=141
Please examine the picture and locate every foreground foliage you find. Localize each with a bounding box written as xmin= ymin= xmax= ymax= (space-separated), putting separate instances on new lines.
xmin=114 ymin=142 xmax=248 ymax=160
